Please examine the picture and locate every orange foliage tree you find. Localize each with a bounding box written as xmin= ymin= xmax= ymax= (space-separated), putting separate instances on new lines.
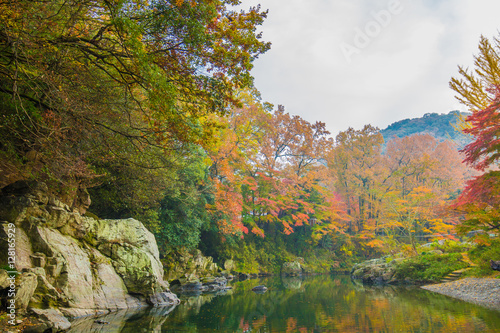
xmin=378 ymin=134 xmax=468 ymax=251
xmin=329 ymin=128 xmax=471 ymax=255
xmin=329 ymin=125 xmax=385 ymax=247
xmin=206 ymin=94 xmax=345 ymax=240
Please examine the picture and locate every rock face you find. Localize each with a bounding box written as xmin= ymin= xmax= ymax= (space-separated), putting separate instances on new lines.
xmin=163 ymin=249 xmax=220 ymax=282
xmin=350 ymin=258 xmax=400 ymax=285
xmin=281 ymin=261 xmax=303 ymax=277
xmin=0 ymin=181 xmax=179 ymax=331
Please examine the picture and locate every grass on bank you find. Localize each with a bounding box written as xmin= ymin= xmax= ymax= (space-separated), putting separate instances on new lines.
xmin=388 ymin=237 xmax=500 ymax=282
xmin=393 ymin=252 xmax=469 ymax=282
xmin=463 ymin=237 xmax=500 ymax=278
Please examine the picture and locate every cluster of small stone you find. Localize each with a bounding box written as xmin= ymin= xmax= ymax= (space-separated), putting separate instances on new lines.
xmin=422 ymin=278 xmax=500 ymax=311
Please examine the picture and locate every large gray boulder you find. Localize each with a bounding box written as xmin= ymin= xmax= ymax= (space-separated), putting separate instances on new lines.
xmin=351 ymin=258 xmax=400 ymax=284
xmin=0 ymin=181 xmax=179 ymax=330
xmin=224 ymin=259 xmax=236 ymax=271
xmin=281 ymin=261 xmax=303 ymax=276
xmin=95 ymin=218 xmax=168 ymax=294
xmin=30 ymin=308 xmax=72 ymax=332
xmin=164 ymin=249 xmax=220 ymax=282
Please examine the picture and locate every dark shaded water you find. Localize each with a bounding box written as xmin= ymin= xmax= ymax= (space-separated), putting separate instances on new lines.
xmin=69 ymin=275 xmax=500 ymax=332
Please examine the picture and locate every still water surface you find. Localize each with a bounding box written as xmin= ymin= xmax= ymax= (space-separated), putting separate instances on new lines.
xmin=70 ymin=275 xmax=500 ymax=332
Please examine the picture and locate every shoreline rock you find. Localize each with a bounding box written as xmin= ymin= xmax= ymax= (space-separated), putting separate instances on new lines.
xmin=163 ymin=249 xmax=220 ymax=282
xmin=281 ymin=261 xmax=303 ymax=277
xmin=170 ymin=276 xmax=232 ymax=295
xmin=351 ymin=257 xmax=402 ymax=285
xmin=0 ymin=181 xmax=179 ymax=331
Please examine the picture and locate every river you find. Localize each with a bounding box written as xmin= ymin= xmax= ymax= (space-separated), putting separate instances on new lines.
xmin=68 ymin=275 xmax=500 ymax=332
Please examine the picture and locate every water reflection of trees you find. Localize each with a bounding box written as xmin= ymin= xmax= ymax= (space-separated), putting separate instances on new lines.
xmin=163 ymin=275 xmax=500 ymax=332
xmin=69 ymin=276 xmax=500 ymax=332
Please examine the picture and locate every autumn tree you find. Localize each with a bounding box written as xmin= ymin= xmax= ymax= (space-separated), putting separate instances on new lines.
xmin=248 ymin=105 xmax=337 ymax=237
xmin=383 ymin=134 xmax=467 ymax=199
xmin=204 ymin=91 xmax=269 ymax=237
xmin=0 ymin=0 xmax=269 ymax=224
xmin=328 ymin=129 xmax=470 ymax=254
xmin=376 ymin=134 xmax=469 ymax=251
xmin=205 ymin=96 xmax=344 ymax=248
xmin=450 ymin=34 xmax=500 ymax=235
xmin=330 ymin=125 xmax=385 ymax=235
xmin=380 ymin=186 xmax=453 ymax=254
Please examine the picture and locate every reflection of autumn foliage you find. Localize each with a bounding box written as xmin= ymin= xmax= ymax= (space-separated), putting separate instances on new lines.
xmin=253 ymin=315 xmax=267 ymax=330
xmin=239 ymin=317 xmax=250 ymax=332
xmin=286 ymin=317 xmax=297 ymax=332
xmin=164 ymin=276 xmax=500 ymax=332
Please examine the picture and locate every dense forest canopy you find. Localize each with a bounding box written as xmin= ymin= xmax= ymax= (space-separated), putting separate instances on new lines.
xmin=0 ymin=1 xmax=498 ymax=270
xmin=0 ymin=0 xmax=269 ymax=192
xmin=0 ymin=0 xmax=271 ymax=235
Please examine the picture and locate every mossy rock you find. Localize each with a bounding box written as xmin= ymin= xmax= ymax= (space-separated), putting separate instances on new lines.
xmin=282 ymin=261 xmax=303 ymax=276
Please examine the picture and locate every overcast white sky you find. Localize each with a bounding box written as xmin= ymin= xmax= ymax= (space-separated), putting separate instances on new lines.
xmin=238 ymin=0 xmax=500 ymax=136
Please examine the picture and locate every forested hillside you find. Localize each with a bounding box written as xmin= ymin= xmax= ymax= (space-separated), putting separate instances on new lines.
xmin=1 ymin=1 xmax=499 ymax=277
xmin=380 ymin=111 xmax=471 ymax=147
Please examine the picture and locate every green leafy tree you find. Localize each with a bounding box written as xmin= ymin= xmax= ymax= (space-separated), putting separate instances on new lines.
xmin=0 ymin=0 xmax=270 ymax=208
xmin=156 ymin=149 xmax=215 ymax=253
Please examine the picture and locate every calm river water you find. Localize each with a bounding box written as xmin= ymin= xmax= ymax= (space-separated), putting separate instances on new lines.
xmin=69 ymin=275 xmax=500 ymax=332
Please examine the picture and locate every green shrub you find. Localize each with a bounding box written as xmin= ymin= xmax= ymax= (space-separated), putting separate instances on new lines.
xmin=429 ymin=240 xmax=472 ymax=254
xmin=466 ymin=238 xmax=500 ymax=277
xmin=394 ymin=253 xmax=468 ymax=282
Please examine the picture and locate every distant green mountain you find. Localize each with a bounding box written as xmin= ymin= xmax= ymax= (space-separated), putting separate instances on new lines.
xmin=380 ymin=111 xmax=472 ymax=148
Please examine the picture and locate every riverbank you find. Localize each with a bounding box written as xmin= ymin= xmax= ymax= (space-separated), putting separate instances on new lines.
xmin=422 ymin=278 xmax=500 ymax=311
